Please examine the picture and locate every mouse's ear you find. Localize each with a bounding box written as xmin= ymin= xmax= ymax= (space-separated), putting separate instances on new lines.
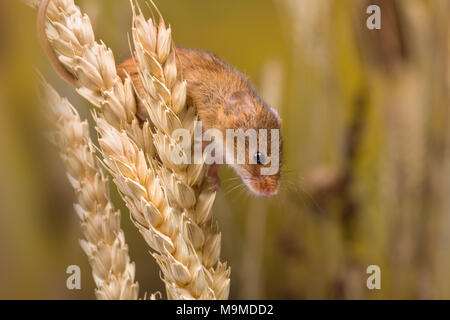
xmin=225 ymin=91 xmax=255 ymax=115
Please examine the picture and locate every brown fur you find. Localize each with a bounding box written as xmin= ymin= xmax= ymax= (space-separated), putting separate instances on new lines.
xmin=119 ymin=48 xmax=282 ymax=196
xmin=37 ymin=0 xmax=282 ymax=196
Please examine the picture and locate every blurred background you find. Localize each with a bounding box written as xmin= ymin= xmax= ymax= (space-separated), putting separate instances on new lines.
xmin=0 ymin=0 xmax=449 ymax=299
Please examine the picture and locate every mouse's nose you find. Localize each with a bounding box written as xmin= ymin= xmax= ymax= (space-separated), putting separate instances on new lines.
xmin=261 ymin=189 xmax=278 ymax=197
xmin=250 ymin=177 xmax=280 ymax=197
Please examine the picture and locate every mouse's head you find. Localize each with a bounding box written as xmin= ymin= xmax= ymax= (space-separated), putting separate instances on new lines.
xmin=222 ymin=90 xmax=283 ymax=197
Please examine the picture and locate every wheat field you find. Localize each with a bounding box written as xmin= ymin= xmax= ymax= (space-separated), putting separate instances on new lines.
xmin=0 ymin=0 xmax=448 ymax=299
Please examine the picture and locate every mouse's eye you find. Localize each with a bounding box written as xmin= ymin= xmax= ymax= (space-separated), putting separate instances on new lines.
xmin=254 ymin=151 xmax=266 ymax=165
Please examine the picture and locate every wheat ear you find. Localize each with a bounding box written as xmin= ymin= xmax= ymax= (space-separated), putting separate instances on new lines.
xmin=41 ymin=78 xmax=139 ymax=300
xmin=36 ymin=0 xmax=230 ymax=299
xmin=35 ymin=0 xmax=154 ymax=156
xmin=96 ymin=2 xmax=231 ymax=299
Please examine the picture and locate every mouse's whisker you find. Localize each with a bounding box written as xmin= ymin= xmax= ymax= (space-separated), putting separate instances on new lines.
xmin=237 ymin=186 xmax=251 ymax=201
xmin=228 ymin=184 xmax=248 ymax=203
xmin=224 ymin=180 xmax=241 ymax=191
xmin=296 ymin=182 xmax=328 ymax=216
xmin=223 ymin=176 xmax=242 ymax=183
xmin=279 ymin=174 xmax=300 ymax=193
xmin=284 ymin=181 xmax=300 ymax=193
xmin=225 ymin=182 xmax=245 ymax=196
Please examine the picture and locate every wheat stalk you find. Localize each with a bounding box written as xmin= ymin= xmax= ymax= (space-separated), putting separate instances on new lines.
xmin=35 ymin=0 xmax=230 ymax=299
xmin=119 ymin=1 xmax=230 ymax=299
xmin=35 ymin=0 xmax=154 ymax=155
xmin=41 ymin=78 xmax=139 ymax=300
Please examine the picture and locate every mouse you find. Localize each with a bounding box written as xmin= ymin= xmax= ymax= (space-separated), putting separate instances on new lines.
xmin=121 ymin=48 xmax=282 ymax=197
xmin=38 ymin=0 xmax=283 ymax=197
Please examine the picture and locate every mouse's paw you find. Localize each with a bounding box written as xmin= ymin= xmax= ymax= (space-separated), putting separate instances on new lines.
xmin=207 ymin=175 xmax=221 ymax=192
xmin=206 ymin=164 xmax=221 ymax=192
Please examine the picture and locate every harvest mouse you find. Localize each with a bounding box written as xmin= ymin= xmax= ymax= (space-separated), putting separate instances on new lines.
xmin=38 ymin=0 xmax=283 ymax=197
xmin=119 ymin=49 xmax=282 ymax=197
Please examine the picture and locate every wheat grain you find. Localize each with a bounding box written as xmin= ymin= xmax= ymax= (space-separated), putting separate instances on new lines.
xmin=35 ymin=0 xmax=154 ymax=155
xmin=122 ymin=1 xmax=230 ymax=299
xmin=41 ymin=78 xmax=139 ymax=300
xmin=35 ymin=0 xmax=230 ymax=299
